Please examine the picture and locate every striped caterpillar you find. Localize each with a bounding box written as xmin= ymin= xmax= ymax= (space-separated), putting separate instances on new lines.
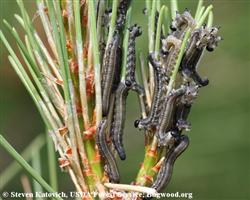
xmin=102 ymin=0 xmax=131 ymax=31
xmin=142 ymin=135 xmax=189 ymax=200
xmin=161 ymin=35 xmax=182 ymax=80
xmin=175 ymin=83 xmax=199 ymax=132
xmin=112 ymin=24 xmax=142 ymax=160
xmin=180 ymin=26 xmax=221 ymax=86
xmin=134 ymin=53 xmax=164 ymax=129
xmin=150 ymin=135 xmax=189 ymax=193
xmin=125 ymin=24 xmax=142 ymax=87
xmin=135 ymin=36 xmax=181 ymax=130
xmin=111 ymin=82 xmax=129 ymax=160
xmin=101 ymin=0 xmax=132 ymax=116
xmin=157 ymin=83 xmax=199 ymax=147
xmin=96 ymin=119 xmax=120 ymax=183
xmin=101 ymin=31 xmax=122 ymax=116
xmin=116 ymin=0 xmax=131 ymax=30
xmin=170 ymin=10 xmax=196 ymax=39
xmin=156 ymin=86 xmax=186 ymax=146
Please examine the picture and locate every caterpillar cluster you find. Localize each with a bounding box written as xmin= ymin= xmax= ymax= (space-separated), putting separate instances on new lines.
xmin=97 ymin=0 xmax=144 ymax=182
xmin=138 ymin=11 xmax=220 ymax=195
xmin=97 ymin=6 xmax=221 ymax=194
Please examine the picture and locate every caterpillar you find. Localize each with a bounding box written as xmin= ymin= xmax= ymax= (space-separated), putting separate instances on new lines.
xmin=180 ymin=26 xmax=221 ymax=86
xmin=96 ymin=119 xmax=120 ymax=183
xmin=175 ymin=83 xmax=199 ymax=131
xmin=135 ymin=35 xmax=181 ymax=130
xmin=170 ymin=10 xmax=196 ymax=39
xmin=156 ymin=86 xmax=186 ymax=146
xmin=111 ymin=82 xmax=129 ymax=160
xmin=161 ymin=35 xmax=182 ymax=81
xmin=134 ymin=53 xmax=164 ymax=129
xmin=102 ymin=0 xmax=131 ymax=31
xmin=102 ymin=31 xmax=121 ymax=116
xmin=127 ymin=24 xmax=146 ymax=111
xmin=151 ymin=135 xmax=189 ymax=193
xmin=112 ymin=24 xmax=142 ymax=160
xmin=125 ymin=24 xmax=142 ymax=87
xmin=116 ymin=0 xmax=131 ymax=30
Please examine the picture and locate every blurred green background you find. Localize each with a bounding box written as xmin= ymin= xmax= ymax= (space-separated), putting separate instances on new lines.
xmin=0 ymin=0 xmax=249 ymax=199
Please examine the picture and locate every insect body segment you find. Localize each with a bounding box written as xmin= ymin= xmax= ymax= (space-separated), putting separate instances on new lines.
xmin=98 ymin=7 xmax=220 ymax=193
xmin=170 ymin=10 xmax=196 ymax=39
xmin=135 ymin=35 xmax=182 ymax=130
xmin=151 ymin=135 xmax=189 ymax=192
xmin=101 ymin=0 xmax=132 ymax=117
xmin=126 ymin=25 xmax=147 ymax=113
xmin=112 ymin=24 xmax=142 ymax=160
xmin=112 ymin=46 xmax=122 ymax=92
xmin=135 ymin=53 xmax=164 ymax=129
xmin=96 ymin=120 xmax=120 ymax=183
xmin=111 ymin=82 xmax=130 ymax=160
xmin=180 ymin=26 xmax=221 ymax=86
xmin=175 ymin=83 xmax=199 ymax=131
xmin=125 ymin=24 xmax=142 ymax=87
xmin=102 ymin=0 xmax=131 ymax=31
xmin=156 ymin=86 xmax=186 ymax=146
xmin=116 ymin=0 xmax=131 ymax=30
xmin=102 ymin=31 xmax=121 ymax=116
xmin=161 ymin=35 xmax=182 ymax=81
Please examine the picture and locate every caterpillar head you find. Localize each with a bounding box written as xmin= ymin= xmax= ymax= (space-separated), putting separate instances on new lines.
xmin=170 ymin=10 xmax=196 ymax=33
xmin=206 ymin=26 xmax=222 ymax=52
xmin=181 ymin=83 xmax=199 ymax=104
xmin=195 ymin=26 xmax=222 ymax=51
xmin=129 ymin=24 xmax=142 ymax=38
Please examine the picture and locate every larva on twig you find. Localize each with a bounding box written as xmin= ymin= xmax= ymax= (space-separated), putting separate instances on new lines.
xmin=161 ymin=35 xmax=182 ymax=81
xmin=135 ymin=35 xmax=181 ymax=130
xmin=96 ymin=120 xmax=120 ymax=183
xmin=180 ymin=26 xmax=221 ymax=86
xmin=111 ymin=82 xmax=129 ymax=160
xmin=175 ymin=83 xmax=199 ymax=131
xmin=102 ymin=31 xmax=121 ymax=116
xmin=125 ymin=24 xmax=142 ymax=87
xmin=112 ymin=24 xmax=142 ymax=160
xmin=134 ymin=53 xmax=164 ymax=129
xmin=116 ymin=0 xmax=131 ymax=30
xmin=151 ymin=135 xmax=189 ymax=192
xmin=156 ymin=86 xmax=186 ymax=146
xmin=170 ymin=10 xmax=196 ymax=39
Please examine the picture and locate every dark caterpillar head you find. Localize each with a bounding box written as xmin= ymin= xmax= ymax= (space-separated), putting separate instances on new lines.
xmin=129 ymin=24 xmax=142 ymax=38
xmin=125 ymin=80 xmax=132 ymax=87
xmin=170 ymin=131 xmax=181 ymax=143
xmin=200 ymin=78 xmax=209 ymax=86
xmin=170 ymin=10 xmax=195 ymax=33
xmin=160 ymin=48 xmax=169 ymax=58
xmin=170 ymin=24 xmax=177 ymax=31
xmin=206 ymin=45 xmax=214 ymax=52
xmin=196 ymin=26 xmax=222 ymax=52
xmin=119 ymin=151 xmax=126 ymax=160
xmin=134 ymin=119 xmax=140 ymax=128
